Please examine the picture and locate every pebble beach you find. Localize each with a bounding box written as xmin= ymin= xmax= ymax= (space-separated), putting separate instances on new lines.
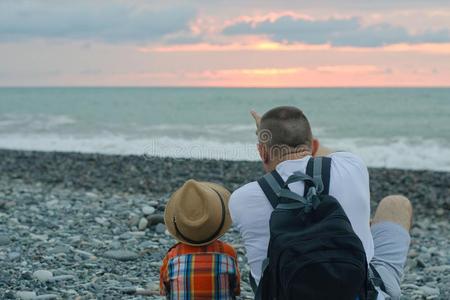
xmin=0 ymin=149 xmax=448 ymax=299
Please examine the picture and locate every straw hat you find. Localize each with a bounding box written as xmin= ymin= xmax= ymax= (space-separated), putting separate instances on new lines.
xmin=164 ymin=179 xmax=232 ymax=246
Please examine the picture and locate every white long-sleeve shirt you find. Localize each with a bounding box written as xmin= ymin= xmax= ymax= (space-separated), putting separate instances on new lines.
xmin=229 ymin=152 xmax=374 ymax=283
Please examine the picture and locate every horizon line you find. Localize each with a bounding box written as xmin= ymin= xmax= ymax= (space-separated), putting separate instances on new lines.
xmin=1 ymin=85 xmax=450 ymax=89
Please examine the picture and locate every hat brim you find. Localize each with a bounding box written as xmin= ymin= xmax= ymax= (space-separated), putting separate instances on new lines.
xmin=164 ymin=181 xmax=232 ymax=246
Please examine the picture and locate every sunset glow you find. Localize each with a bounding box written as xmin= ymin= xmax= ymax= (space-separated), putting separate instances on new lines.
xmin=1 ymin=1 xmax=449 ymax=87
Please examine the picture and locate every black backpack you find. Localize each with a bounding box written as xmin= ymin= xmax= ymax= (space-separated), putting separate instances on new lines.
xmin=255 ymin=157 xmax=368 ymax=300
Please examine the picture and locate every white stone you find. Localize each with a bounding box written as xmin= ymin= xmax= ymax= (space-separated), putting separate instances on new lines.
xmin=30 ymin=233 xmax=48 ymax=241
xmin=148 ymin=200 xmax=159 ymax=206
xmin=16 ymin=291 xmax=37 ymax=300
xmin=150 ymin=261 xmax=160 ymax=267
xmin=425 ymin=265 xmax=450 ymax=272
xmin=420 ymin=286 xmax=440 ymax=297
xmin=142 ymin=205 xmax=155 ymax=215
xmin=46 ymin=199 xmax=59 ymax=207
xmin=129 ymin=231 xmax=146 ymax=237
xmin=33 ymin=269 xmax=53 ymax=282
xmin=33 ymin=294 xmax=58 ymax=299
xmin=95 ymin=217 xmax=109 ymax=226
xmin=73 ymin=249 xmax=96 ymax=259
xmin=138 ymin=217 xmax=148 ymax=231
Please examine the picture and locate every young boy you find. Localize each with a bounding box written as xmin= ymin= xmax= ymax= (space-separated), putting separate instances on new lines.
xmin=160 ymin=179 xmax=241 ymax=300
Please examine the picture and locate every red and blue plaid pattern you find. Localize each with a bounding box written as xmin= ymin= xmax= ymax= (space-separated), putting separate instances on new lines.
xmin=160 ymin=241 xmax=240 ymax=300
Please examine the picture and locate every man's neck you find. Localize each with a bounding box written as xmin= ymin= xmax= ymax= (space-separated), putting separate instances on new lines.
xmin=267 ymin=150 xmax=312 ymax=172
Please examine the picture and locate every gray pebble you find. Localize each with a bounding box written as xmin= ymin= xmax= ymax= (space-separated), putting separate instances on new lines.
xmin=33 ymin=269 xmax=53 ymax=282
xmin=155 ymin=223 xmax=166 ymax=234
xmin=410 ymin=227 xmax=423 ymax=237
xmin=95 ymin=217 xmax=110 ymax=226
xmin=147 ymin=214 xmax=165 ymax=226
xmin=148 ymin=200 xmax=159 ymax=207
xmin=158 ymin=238 xmax=168 ymax=245
xmin=51 ymin=274 xmax=75 ymax=282
xmin=33 ymin=294 xmax=59 ymax=300
xmin=48 ymin=245 xmax=70 ymax=255
xmin=69 ymin=235 xmax=82 ymax=243
xmin=128 ymin=213 xmax=140 ymax=227
xmin=425 ymin=265 xmax=450 ymax=272
xmin=119 ymin=232 xmax=133 ymax=240
xmin=142 ymin=205 xmax=156 ymax=215
xmin=419 ymin=286 xmax=440 ymax=297
xmin=138 ymin=217 xmax=148 ymax=231
xmin=435 ymin=208 xmax=444 ymax=216
xmin=139 ymin=241 xmax=157 ymax=249
xmin=418 ymin=252 xmax=431 ymax=263
xmin=16 ymin=291 xmax=37 ymax=300
xmin=73 ymin=249 xmax=96 ymax=259
xmin=415 ymin=258 xmax=427 ymax=268
xmin=8 ymin=251 xmax=21 ymax=260
xmin=0 ymin=234 xmax=11 ymax=246
xmin=408 ymin=249 xmax=418 ymax=258
xmin=1 ymin=151 xmax=450 ymax=299
xmin=110 ymin=240 xmax=122 ymax=250
xmin=129 ymin=231 xmax=146 ymax=237
xmin=402 ymin=283 xmax=420 ymax=290
xmin=21 ymin=271 xmax=33 ymax=280
xmin=102 ymin=250 xmax=139 ymax=261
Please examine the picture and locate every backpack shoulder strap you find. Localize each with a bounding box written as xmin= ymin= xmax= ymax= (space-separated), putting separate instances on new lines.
xmin=271 ymin=169 xmax=285 ymax=187
xmin=304 ymin=158 xmax=315 ymax=197
xmin=321 ymin=156 xmax=331 ymax=195
xmin=304 ymin=156 xmax=332 ymax=196
xmin=257 ymin=169 xmax=285 ymax=209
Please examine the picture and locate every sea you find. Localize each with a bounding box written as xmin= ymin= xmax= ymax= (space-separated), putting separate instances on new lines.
xmin=0 ymin=87 xmax=449 ymax=171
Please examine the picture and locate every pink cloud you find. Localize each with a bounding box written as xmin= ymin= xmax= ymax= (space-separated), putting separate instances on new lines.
xmin=127 ymin=66 xmax=447 ymax=88
xmin=316 ymin=65 xmax=381 ymax=73
xmin=140 ymin=41 xmax=331 ymax=52
xmin=139 ymin=41 xmax=450 ymax=55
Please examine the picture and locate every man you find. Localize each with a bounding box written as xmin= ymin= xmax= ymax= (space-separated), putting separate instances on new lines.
xmin=229 ymin=106 xmax=412 ymax=299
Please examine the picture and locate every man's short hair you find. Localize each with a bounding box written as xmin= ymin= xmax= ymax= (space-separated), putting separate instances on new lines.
xmin=259 ymin=106 xmax=313 ymax=149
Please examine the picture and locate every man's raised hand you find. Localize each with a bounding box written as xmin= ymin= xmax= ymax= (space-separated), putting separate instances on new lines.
xmin=250 ymin=110 xmax=261 ymax=134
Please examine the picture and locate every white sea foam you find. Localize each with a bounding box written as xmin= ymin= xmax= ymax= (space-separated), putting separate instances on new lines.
xmin=0 ymin=114 xmax=77 ymax=132
xmin=321 ymin=137 xmax=450 ymax=171
xmin=0 ymin=133 xmax=449 ymax=171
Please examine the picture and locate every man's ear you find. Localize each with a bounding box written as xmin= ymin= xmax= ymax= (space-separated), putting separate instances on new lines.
xmin=257 ymin=143 xmax=269 ymax=163
xmin=312 ymin=138 xmax=320 ymax=157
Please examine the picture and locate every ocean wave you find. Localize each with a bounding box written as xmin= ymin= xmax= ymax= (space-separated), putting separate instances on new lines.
xmin=0 ymin=113 xmax=329 ymax=145
xmin=0 ymin=114 xmax=77 ymax=132
xmin=320 ymin=137 xmax=450 ymax=171
xmin=0 ymin=133 xmax=449 ymax=171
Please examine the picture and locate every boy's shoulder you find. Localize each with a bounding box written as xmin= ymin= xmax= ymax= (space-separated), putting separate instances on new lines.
xmin=217 ymin=240 xmax=238 ymax=258
xmin=166 ymin=240 xmax=237 ymax=258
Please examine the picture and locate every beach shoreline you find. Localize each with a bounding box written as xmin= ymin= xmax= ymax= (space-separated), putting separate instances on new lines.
xmin=1 ymin=149 xmax=448 ymax=213
xmin=0 ymin=149 xmax=448 ymax=299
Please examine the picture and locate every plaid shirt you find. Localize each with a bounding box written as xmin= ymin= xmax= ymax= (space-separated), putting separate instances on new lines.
xmin=160 ymin=240 xmax=241 ymax=299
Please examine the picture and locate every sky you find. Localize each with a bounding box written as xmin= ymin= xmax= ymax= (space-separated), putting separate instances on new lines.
xmin=1 ymin=0 xmax=450 ymax=87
